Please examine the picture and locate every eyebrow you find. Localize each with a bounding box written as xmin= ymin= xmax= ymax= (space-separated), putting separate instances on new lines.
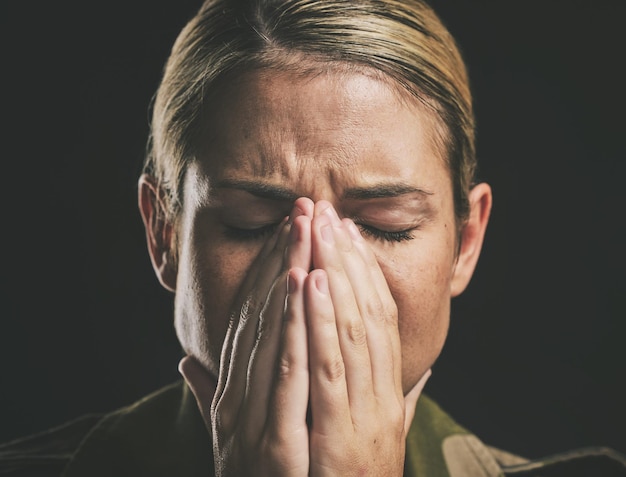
xmin=216 ymin=179 xmax=299 ymax=201
xmin=343 ymin=184 xmax=433 ymax=200
xmin=216 ymin=179 xmax=433 ymax=201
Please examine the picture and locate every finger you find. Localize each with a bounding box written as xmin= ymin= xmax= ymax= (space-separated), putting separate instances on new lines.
xmin=312 ymin=209 xmax=375 ymax=413
xmin=311 ymin=209 xmax=378 ymax=413
xmin=292 ymin=196 xmax=314 ymax=219
xmin=216 ymin=216 xmax=290 ymax=398
xmin=178 ymin=355 xmax=218 ymax=431
xmin=243 ymin=270 xmax=290 ymax=438
xmin=286 ymin=214 xmax=312 ymax=271
xmin=305 ymin=268 xmax=353 ymax=435
xmin=267 ymin=268 xmax=310 ymax=441
xmin=215 ymin=218 xmax=293 ymax=429
xmin=341 ymin=218 xmax=403 ymax=401
xmin=403 ymin=369 xmax=432 ymax=435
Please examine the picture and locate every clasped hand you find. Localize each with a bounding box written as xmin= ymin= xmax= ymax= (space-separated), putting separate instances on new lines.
xmin=180 ymin=198 xmax=431 ymax=476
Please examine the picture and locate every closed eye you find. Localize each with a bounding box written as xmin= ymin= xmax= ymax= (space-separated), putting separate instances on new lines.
xmin=222 ymin=222 xmax=280 ymax=241
xmin=357 ymin=224 xmax=416 ymax=243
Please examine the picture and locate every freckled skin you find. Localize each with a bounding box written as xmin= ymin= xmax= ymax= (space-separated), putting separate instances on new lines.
xmin=174 ymin=68 xmax=461 ymax=394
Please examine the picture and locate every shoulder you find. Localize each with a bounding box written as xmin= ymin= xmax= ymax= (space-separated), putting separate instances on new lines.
xmin=3 ymin=387 xmax=624 ymax=477
xmin=0 ymin=381 xmax=203 ymax=477
xmin=0 ymin=413 xmax=103 ymax=477
xmin=61 ymin=381 xmax=212 ymax=477
xmin=498 ymin=446 xmax=626 ymax=477
xmin=406 ymin=395 xmax=626 ymax=477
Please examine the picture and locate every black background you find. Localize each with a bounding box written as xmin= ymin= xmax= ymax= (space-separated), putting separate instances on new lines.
xmin=1 ymin=0 xmax=625 ymax=460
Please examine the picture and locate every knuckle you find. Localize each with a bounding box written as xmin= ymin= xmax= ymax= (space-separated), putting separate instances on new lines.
xmin=276 ymin=354 xmax=296 ymax=382
xmin=242 ymin=294 xmax=262 ymax=318
xmin=363 ymin=299 xmax=386 ymax=322
xmin=263 ymin=429 xmax=287 ymax=453
xmin=324 ymin=260 xmax=345 ymax=276
xmin=388 ymin=402 xmax=405 ymax=428
xmin=319 ymin=354 xmax=345 ymax=382
xmin=363 ymin=296 xmax=397 ymax=327
xmin=344 ymin=320 xmax=368 ymax=347
xmin=371 ymin=397 xmax=403 ymax=428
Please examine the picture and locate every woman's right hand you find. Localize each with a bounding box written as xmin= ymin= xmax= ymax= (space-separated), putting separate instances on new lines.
xmin=180 ymin=197 xmax=315 ymax=476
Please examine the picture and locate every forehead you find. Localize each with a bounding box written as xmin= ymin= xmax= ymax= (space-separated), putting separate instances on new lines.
xmin=192 ymin=66 xmax=450 ymax=199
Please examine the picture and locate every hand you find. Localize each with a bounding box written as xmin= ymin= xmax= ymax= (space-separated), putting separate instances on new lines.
xmin=300 ymin=201 xmax=430 ymax=476
xmin=181 ymin=197 xmax=315 ymax=476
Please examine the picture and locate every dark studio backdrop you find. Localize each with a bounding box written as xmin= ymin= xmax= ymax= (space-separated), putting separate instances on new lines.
xmin=1 ymin=0 xmax=625 ymax=459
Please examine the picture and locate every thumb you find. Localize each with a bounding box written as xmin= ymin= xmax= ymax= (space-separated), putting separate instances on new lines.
xmin=403 ymin=368 xmax=432 ymax=435
xmin=179 ymin=355 xmax=217 ymax=427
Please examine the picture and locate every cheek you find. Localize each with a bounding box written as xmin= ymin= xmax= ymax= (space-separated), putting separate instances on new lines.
xmin=377 ymin=240 xmax=455 ymax=390
xmin=175 ymin=231 xmax=260 ymax=376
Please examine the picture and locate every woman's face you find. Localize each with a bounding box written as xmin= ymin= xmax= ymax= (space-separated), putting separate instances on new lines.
xmin=172 ymin=67 xmax=466 ymax=393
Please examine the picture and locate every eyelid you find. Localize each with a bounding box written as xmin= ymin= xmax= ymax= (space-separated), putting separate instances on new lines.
xmin=356 ymin=223 xmax=417 ymax=243
xmin=350 ymin=212 xmax=424 ymax=231
xmin=222 ymin=221 xmax=281 ymax=241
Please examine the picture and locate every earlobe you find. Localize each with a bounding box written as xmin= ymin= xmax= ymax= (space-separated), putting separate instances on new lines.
xmin=450 ymin=183 xmax=492 ymax=297
xmin=138 ymin=174 xmax=177 ymax=292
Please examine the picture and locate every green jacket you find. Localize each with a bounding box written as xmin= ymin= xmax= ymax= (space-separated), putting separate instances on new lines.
xmin=1 ymin=381 xmax=624 ymax=476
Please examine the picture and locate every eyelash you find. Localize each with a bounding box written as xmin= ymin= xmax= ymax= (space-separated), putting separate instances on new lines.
xmin=224 ymin=222 xmax=415 ymax=243
xmin=357 ymin=224 xmax=416 ymax=243
xmin=223 ymin=223 xmax=279 ymax=242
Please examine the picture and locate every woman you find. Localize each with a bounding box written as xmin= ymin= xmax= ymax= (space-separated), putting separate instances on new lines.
xmin=134 ymin=0 xmax=623 ymax=474
xmin=138 ymin=0 xmax=491 ymax=474
xmin=1 ymin=0 xmax=624 ymax=475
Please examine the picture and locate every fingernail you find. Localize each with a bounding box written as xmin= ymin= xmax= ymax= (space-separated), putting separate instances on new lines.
xmin=323 ymin=204 xmax=340 ymax=224
xmin=315 ymin=273 xmax=329 ymax=294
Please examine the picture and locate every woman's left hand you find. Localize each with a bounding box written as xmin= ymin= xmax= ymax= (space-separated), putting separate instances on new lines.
xmin=292 ymin=201 xmax=430 ymax=476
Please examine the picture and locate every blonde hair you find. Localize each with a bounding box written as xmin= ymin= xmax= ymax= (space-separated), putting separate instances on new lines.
xmin=145 ymin=0 xmax=475 ymax=225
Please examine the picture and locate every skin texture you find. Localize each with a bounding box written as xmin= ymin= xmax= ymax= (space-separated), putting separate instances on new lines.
xmin=139 ymin=67 xmax=492 ymax=475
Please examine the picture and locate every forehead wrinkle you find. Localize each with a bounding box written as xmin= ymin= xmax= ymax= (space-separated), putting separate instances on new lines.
xmin=197 ymin=67 xmax=450 ymax=206
xmin=204 ymin=130 xmax=298 ymax=187
xmin=244 ymin=119 xmax=360 ymax=183
xmin=263 ymin=69 xmax=394 ymax=170
xmin=287 ymin=110 xmax=374 ymax=173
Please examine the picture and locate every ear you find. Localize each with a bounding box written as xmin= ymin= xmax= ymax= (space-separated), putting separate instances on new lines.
xmin=450 ymin=182 xmax=492 ymax=297
xmin=138 ymin=174 xmax=177 ymax=292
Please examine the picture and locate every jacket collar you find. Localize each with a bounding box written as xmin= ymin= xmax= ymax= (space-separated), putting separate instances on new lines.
xmin=64 ymin=381 xmax=504 ymax=477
